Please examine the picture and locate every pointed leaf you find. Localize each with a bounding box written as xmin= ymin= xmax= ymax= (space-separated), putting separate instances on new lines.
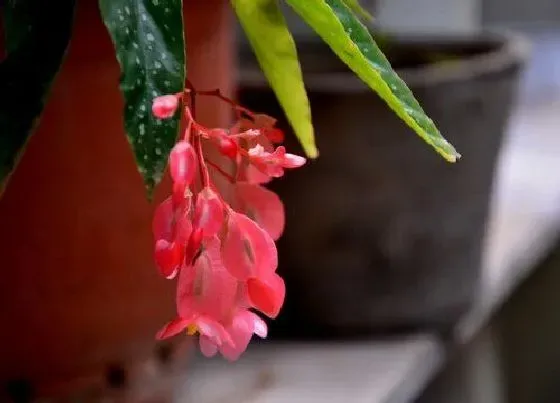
xmin=99 ymin=0 xmax=186 ymax=195
xmin=286 ymin=0 xmax=460 ymax=162
xmin=0 ymin=0 xmax=76 ymax=194
xmin=232 ymin=0 xmax=317 ymax=158
xmin=341 ymin=0 xmax=373 ymax=21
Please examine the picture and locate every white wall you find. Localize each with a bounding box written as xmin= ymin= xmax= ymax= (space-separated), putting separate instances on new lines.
xmin=376 ymin=0 xmax=481 ymax=34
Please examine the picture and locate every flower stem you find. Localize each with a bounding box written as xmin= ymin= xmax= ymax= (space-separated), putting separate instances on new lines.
xmin=205 ymin=159 xmax=236 ymax=183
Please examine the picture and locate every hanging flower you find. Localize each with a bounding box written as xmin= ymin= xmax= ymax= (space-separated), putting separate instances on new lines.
xmin=151 ymin=86 xmax=305 ymax=360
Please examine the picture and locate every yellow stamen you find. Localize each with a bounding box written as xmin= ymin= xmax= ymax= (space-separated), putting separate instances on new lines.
xmin=186 ymin=324 xmax=198 ymax=336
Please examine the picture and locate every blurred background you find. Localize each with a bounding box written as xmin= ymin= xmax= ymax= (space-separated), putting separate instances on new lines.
xmin=188 ymin=1 xmax=560 ymax=402
xmin=2 ymin=0 xmax=560 ymax=402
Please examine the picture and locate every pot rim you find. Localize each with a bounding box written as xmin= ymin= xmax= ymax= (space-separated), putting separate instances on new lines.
xmin=238 ymin=30 xmax=531 ymax=91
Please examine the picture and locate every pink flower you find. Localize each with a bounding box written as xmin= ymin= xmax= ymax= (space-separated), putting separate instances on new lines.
xmin=248 ymin=145 xmax=306 ymax=178
xmin=151 ymin=91 xmax=308 ymax=360
xmin=221 ymin=211 xmax=278 ymax=281
xmin=203 ymin=310 xmax=268 ymax=361
xmin=152 ymin=197 xmax=192 ymax=279
xmin=234 ymin=183 xmax=285 ymax=240
xmin=154 ymin=239 xmax=183 ymax=279
xmin=152 ymin=95 xmax=179 ymax=119
xmin=221 ymin=211 xmax=285 ymax=318
xmin=156 ymin=315 xmax=234 ymax=351
xmin=247 ymin=273 xmax=285 ymax=319
xmin=176 ymin=237 xmax=238 ymax=321
xmin=193 ymin=187 xmax=225 ymax=239
xmin=233 ymin=114 xmax=285 ymax=144
xmin=162 ymin=236 xmax=269 ymax=360
xmin=169 ymin=141 xmax=197 ymax=186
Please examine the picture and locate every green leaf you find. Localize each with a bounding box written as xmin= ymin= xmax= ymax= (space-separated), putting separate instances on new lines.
xmin=232 ymin=0 xmax=317 ymax=158
xmin=286 ymin=0 xmax=460 ymax=162
xmin=99 ymin=0 xmax=186 ymax=196
xmin=341 ymin=0 xmax=373 ymax=21
xmin=0 ymin=0 xmax=76 ymax=194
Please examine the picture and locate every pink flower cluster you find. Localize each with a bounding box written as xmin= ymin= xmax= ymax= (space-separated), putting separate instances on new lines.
xmin=151 ymin=90 xmax=306 ymax=360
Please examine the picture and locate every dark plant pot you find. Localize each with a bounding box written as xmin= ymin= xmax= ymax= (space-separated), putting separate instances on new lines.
xmin=238 ymin=32 xmax=529 ymax=338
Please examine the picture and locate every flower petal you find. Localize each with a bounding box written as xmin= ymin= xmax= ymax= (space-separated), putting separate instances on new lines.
xmin=152 ymin=197 xmax=173 ymax=241
xmin=219 ymin=311 xmax=255 ymax=361
xmin=156 ymin=317 xmax=189 ymax=340
xmin=154 ymin=239 xmax=182 ymax=279
xmin=196 ymin=315 xmax=235 ymax=348
xmin=247 ymin=273 xmax=285 ymax=319
xmin=177 ymin=237 xmax=238 ymax=321
xmin=249 ymin=312 xmax=268 ymax=338
xmin=193 ymin=188 xmax=224 ymax=239
xmin=169 ymin=141 xmax=197 ymax=186
xmin=244 ymin=164 xmax=272 ymax=185
xmin=221 ymin=213 xmax=253 ymax=280
xmin=235 ymin=213 xmax=278 ymax=277
xmin=283 ymin=153 xmax=306 ymax=169
xmin=236 ymin=183 xmax=285 ymax=240
xmin=199 ymin=335 xmax=219 ymax=358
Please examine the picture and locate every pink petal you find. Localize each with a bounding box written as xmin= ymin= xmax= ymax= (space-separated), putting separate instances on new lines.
xmin=219 ymin=311 xmax=254 ymax=361
xmin=153 ymin=196 xmax=192 ymax=244
xmin=249 ymin=312 xmax=268 ymax=338
xmin=152 ymin=95 xmax=179 ymax=119
xmin=154 ymin=239 xmax=182 ymax=279
xmin=282 ymin=153 xmax=306 ymax=169
xmin=244 ymin=164 xmax=272 ymax=185
xmin=199 ymin=335 xmax=219 ymax=358
xmin=183 ymin=227 xmax=203 ymax=267
xmin=172 ymin=181 xmax=189 ymax=209
xmin=221 ymin=213 xmax=253 ymax=280
xmin=156 ymin=317 xmax=189 ymax=340
xmin=193 ymin=188 xmax=224 ymax=239
xmin=253 ymin=114 xmax=277 ymax=128
xmin=222 ymin=212 xmax=278 ymax=281
xmin=175 ymin=213 xmax=193 ymax=246
xmin=232 ymin=129 xmax=261 ymax=140
xmin=218 ymin=136 xmax=238 ymax=159
xmin=236 ymin=183 xmax=285 ymax=240
xmin=152 ymin=197 xmax=173 ymax=241
xmin=196 ymin=315 xmax=235 ymax=347
xmin=235 ymin=213 xmax=278 ymax=277
xmin=263 ymin=127 xmax=284 ymax=144
xmin=177 ymin=237 xmax=238 ymax=321
xmin=247 ymin=273 xmax=285 ymax=319
xmin=169 ymin=141 xmax=197 ymax=186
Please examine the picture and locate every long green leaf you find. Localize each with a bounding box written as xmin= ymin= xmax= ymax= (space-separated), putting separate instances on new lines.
xmin=233 ymin=0 xmax=317 ymax=158
xmin=99 ymin=0 xmax=186 ymax=195
xmin=341 ymin=0 xmax=373 ymax=21
xmin=0 ymin=0 xmax=76 ymax=194
xmin=286 ymin=0 xmax=460 ymax=162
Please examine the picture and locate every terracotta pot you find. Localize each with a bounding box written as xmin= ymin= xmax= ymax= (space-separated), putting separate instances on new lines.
xmin=0 ymin=0 xmax=233 ymax=397
xmin=239 ymin=32 xmax=528 ymax=337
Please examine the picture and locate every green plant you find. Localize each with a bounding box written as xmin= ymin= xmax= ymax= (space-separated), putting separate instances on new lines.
xmin=0 ymin=0 xmax=459 ymax=196
xmin=0 ymin=0 xmax=461 ymax=359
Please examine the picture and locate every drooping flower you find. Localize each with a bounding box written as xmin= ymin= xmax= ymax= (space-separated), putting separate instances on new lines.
xmin=248 ymin=145 xmax=306 ymax=178
xmin=150 ymin=86 xmax=306 ymax=360
xmin=152 ymin=197 xmax=192 ymax=279
xmin=152 ymin=95 xmax=179 ymax=119
xmin=169 ymin=141 xmax=197 ymax=186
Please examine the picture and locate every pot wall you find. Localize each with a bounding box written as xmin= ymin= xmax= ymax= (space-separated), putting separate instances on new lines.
xmin=239 ymin=34 xmax=527 ymax=337
xmin=0 ymin=0 xmax=233 ymax=394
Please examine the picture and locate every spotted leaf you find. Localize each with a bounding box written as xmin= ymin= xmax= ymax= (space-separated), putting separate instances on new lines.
xmin=0 ymin=0 xmax=76 ymax=195
xmin=99 ymin=0 xmax=186 ymax=196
